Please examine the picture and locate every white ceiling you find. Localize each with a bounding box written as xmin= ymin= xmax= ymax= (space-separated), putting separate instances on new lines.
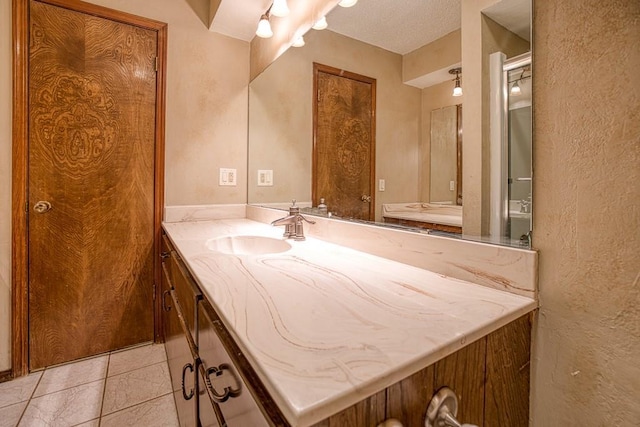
xmin=210 ymin=0 xmax=530 ymax=53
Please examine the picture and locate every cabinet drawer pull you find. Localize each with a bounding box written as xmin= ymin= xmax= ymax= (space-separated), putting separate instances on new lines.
xmin=181 ymin=363 xmax=194 ymax=400
xmin=162 ymin=290 xmax=172 ymax=312
xmin=204 ymin=363 xmax=242 ymax=403
xmin=160 ymin=251 xmax=170 ymax=259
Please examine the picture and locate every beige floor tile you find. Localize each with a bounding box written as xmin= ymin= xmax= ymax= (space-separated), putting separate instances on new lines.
xmin=0 ymin=372 xmax=42 ymax=409
xmin=100 ymin=393 xmax=178 ymax=427
xmin=102 ymin=362 xmax=172 ymax=416
xmin=108 ymin=344 xmax=166 ymax=377
xmin=19 ymin=380 xmax=104 ymax=427
xmin=0 ymin=401 xmax=28 ymax=427
xmin=34 ymin=355 xmax=108 ymax=397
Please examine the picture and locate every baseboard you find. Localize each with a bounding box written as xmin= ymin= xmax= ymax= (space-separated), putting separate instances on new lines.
xmin=0 ymin=369 xmax=13 ymax=383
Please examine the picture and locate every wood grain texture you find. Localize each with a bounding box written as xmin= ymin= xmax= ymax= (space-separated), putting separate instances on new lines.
xmin=484 ymin=314 xmax=531 ymax=426
xmin=11 ymin=0 xmax=30 ymax=379
xmin=312 ymin=389 xmax=386 ymax=427
xmin=313 ymin=63 xmax=376 ymax=221
xmin=383 ymin=217 xmax=463 ymax=234
xmin=386 ymin=364 xmax=435 ymax=427
xmin=435 ymin=338 xmax=486 ymax=426
xmin=28 ymin=0 xmax=157 ymax=369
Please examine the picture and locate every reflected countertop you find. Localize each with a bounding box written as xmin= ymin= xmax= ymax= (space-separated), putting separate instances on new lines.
xmin=163 ymin=218 xmax=536 ymax=427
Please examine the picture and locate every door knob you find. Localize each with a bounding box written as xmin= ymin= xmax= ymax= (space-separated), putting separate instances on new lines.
xmin=361 ymin=195 xmax=372 ymax=203
xmin=33 ymin=201 xmax=52 ymax=213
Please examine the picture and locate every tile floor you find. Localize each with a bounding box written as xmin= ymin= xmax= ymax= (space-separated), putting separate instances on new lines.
xmin=0 ymin=343 xmax=179 ymax=427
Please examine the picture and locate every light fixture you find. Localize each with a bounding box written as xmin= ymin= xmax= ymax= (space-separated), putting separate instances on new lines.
xmin=449 ymin=67 xmax=462 ymax=97
xmin=270 ymin=0 xmax=289 ymax=17
xmin=256 ymin=9 xmax=273 ymax=38
xmin=510 ymin=80 xmax=522 ymax=96
xmin=292 ymin=35 xmax=305 ymax=47
xmin=338 ymin=0 xmax=358 ymax=7
xmin=312 ymin=16 xmax=328 ymax=30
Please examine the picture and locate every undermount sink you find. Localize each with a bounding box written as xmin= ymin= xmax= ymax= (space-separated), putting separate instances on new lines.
xmin=206 ymin=235 xmax=292 ymax=255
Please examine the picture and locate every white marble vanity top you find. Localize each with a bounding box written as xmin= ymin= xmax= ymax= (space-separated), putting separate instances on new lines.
xmin=163 ymin=219 xmax=536 ymax=426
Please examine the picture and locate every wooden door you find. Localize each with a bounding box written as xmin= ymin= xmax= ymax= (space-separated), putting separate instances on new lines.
xmin=313 ymin=63 xmax=376 ymax=220
xmin=27 ymin=0 xmax=159 ymax=369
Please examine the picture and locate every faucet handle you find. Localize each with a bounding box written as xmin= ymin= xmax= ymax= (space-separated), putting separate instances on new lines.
xmin=297 ymin=214 xmax=315 ymax=224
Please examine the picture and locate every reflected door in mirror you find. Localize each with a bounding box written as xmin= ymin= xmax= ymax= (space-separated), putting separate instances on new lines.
xmin=313 ymin=63 xmax=376 ymax=220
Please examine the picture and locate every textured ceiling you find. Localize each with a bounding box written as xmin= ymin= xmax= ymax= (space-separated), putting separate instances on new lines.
xmin=210 ymin=0 xmax=529 ymax=52
xmin=327 ymin=0 xmax=461 ymax=55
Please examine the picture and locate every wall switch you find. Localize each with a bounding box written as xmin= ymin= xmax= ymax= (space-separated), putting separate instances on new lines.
xmin=449 ymin=180 xmax=455 ymax=191
xmin=379 ymin=179 xmax=386 ymax=192
xmin=257 ymin=170 xmax=273 ymax=186
xmin=219 ymin=168 xmax=237 ymax=186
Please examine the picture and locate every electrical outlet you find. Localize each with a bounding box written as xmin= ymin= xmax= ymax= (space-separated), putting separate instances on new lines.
xmin=219 ymin=168 xmax=237 ymax=186
xmin=257 ymin=170 xmax=273 ymax=186
xmin=379 ymin=179 xmax=386 ymax=192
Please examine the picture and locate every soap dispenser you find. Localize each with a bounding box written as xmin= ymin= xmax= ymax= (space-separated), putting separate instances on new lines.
xmin=318 ymin=198 xmax=327 ymax=214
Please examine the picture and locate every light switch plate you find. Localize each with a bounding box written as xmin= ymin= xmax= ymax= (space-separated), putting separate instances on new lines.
xmin=379 ymin=179 xmax=385 ymax=192
xmin=219 ymin=168 xmax=237 ymax=186
xmin=449 ymin=180 xmax=455 ymax=191
xmin=257 ymin=170 xmax=273 ymax=186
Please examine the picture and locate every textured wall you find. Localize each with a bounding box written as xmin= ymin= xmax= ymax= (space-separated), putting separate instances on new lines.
xmin=532 ymin=0 xmax=640 ymax=424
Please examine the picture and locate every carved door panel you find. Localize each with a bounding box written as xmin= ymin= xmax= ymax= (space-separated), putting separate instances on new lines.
xmin=28 ymin=0 xmax=158 ymax=369
xmin=313 ymin=63 xmax=376 ymax=221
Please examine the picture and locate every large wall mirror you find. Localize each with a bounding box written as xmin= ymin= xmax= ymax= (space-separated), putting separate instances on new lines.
xmin=248 ymin=0 xmax=532 ymax=248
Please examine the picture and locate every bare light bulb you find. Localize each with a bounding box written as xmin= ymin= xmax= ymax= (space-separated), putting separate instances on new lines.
xmin=339 ymin=0 xmax=358 ymax=7
xmin=256 ymin=15 xmax=273 ymax=38
xmin=292 ymin=36 xmax=305 ymax=47
xmin=271 ymin=0 xmax=289 ymax=17
xmin=510 ymin=81 xmax=522 ymax=96
xmin=312 ymin=16 xmax=328 ymax=30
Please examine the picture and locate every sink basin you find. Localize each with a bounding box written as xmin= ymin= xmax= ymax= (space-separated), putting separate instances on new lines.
xmin=206 ymin=235 xmax=291 ymax=255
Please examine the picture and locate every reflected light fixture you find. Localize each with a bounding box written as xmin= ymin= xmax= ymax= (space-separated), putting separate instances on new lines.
xmin=256 ymin=9 xmax=273 ymax=38
xmin=271 ymin=0 xmax=289 ymax=17
xmin=312 ymin=16 xmax=328 ymax=30
xmin=510 ymin=80 xmax=522 ymax=96
xmin=449 ymin=67 xmax=463 ymax=97
xmin=292 ymin=35 xmax=305 ymax=47
xmin=339 ymin=0 xmax=358 ymax=7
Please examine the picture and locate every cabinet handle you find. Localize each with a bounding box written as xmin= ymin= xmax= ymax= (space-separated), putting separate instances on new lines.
xmin=162 ymin=290 xmax=172 ymax=312
xmin=181 ymin=363 xmax=195 ymax=400
xmin=160 ymin=251 xmax=170 ymax=259
xmin=425 ymin=387 xmax=479 ymax=427
xmin=204 ymin=363 xmax=242 ymax=403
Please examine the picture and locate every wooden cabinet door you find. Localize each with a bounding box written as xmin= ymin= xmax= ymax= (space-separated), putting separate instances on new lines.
xmin=162 ymin=262 xmax=198 ymax=427
xmin=198 ymin=300 xmax=270 ymax=427
xmin=27 ymin=0 xmax=158 ymax=369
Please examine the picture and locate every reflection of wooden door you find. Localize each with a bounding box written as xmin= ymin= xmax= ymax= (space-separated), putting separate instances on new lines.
xmin=28 ymin=0 xmax=159 ymax=369
xmin=313 ymin=63 xmax=376 ymax=220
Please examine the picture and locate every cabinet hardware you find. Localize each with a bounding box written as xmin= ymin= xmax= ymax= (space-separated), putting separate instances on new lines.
xmin=161 ymin=251 xmax=170 ymax=259
xmin=203 ymin=363 xmax=242 ymax=403
xmin=162 ymin=290 xmax=172 ymax=312
xmin=181 ymin=363 xmax=194 ymax=400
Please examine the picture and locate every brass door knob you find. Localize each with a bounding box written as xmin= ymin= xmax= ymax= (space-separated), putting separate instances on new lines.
xmin=33 ymin=201 xmax=52 ymax=213
xmin=361 ymin=195 xmax=372 ymax=203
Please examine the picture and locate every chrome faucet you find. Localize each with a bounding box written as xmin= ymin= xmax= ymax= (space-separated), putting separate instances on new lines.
xmin=271 ymin=200 xmax=315 ymax=241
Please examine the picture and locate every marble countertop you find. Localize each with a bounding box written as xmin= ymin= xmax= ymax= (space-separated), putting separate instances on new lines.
xmin=163 ymin=219 xmax=536 ymax=426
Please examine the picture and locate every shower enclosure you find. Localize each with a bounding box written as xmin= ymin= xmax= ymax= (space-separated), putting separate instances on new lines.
xmin=489 ymin=51 xmax=532 ymax=246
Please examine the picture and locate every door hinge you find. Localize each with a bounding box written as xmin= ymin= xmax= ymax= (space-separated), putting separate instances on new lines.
xmin=154 ymin=57 xmax=158 ymax=72
xmin=25 ymin=201 xmax=29 ymax=213
xmin=153 ymin=283 xmax=156 ymax=300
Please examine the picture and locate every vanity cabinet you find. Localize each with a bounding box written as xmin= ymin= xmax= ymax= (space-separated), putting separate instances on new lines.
xmin=161 ymin=236 xmax=200 ymax=427
xmin=161 ymin=231 xmax=531 ymax=427
xmin=162 ymin=233 xmax=288 ymax=427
